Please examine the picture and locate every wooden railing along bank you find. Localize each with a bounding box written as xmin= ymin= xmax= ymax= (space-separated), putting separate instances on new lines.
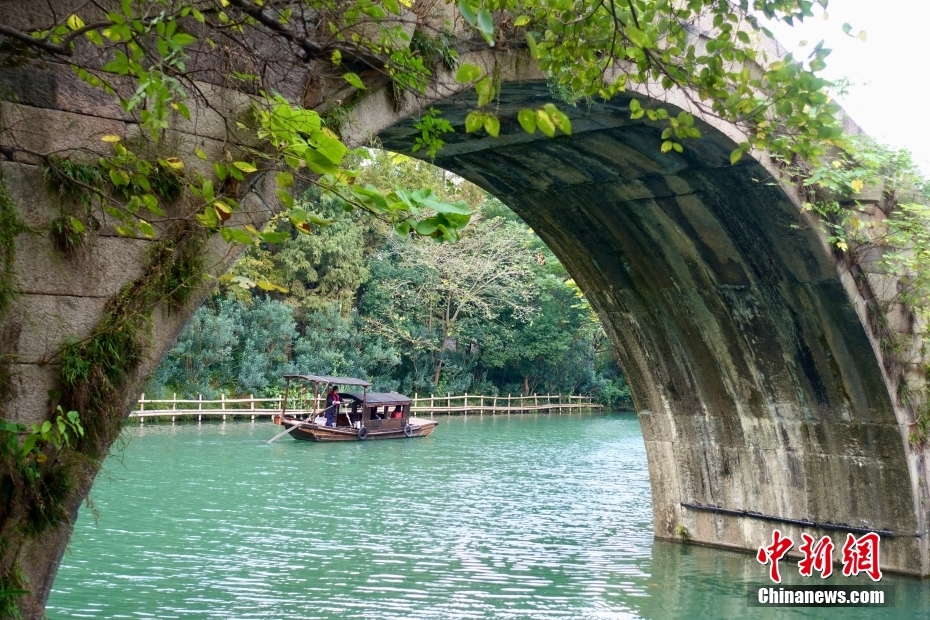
xmin=129 ymin=393 xmax=602 ymax=421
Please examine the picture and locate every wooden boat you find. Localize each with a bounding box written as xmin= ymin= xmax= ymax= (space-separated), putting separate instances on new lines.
xmin=270 ymin=374 xmax=438 ymax=442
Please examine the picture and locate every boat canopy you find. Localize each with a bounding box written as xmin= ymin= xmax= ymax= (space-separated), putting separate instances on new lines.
xmin=283 ymin=374 xmax=372 ymax=387
xmin=359 ymin=392 xmax=411 ymax=406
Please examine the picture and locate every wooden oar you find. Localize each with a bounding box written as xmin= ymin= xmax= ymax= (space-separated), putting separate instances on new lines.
xmin=266 ymin=422 xmax=302 ymax=444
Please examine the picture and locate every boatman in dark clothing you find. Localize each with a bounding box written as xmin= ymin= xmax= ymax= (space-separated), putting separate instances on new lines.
xmin=325 ymin=385 xmax=341 ymax=427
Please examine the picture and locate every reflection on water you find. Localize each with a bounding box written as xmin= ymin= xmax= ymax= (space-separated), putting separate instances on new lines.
xmin=48 ymin=413 xmax=927 ymax=619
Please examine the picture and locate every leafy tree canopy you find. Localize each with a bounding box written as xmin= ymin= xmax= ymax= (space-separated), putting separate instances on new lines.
xmin=0 ymin=0 xmax=849 ymax=254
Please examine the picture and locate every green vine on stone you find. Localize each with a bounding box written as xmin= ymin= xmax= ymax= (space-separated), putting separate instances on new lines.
xmin=0 ymin=173 xmax=26 ymax=317
xmin=58 ymin=226 xmax=206 ymax=455
xmin=0 ymin=406 xmax=84 ymax=561
xmin=410 ymin=30 xmax=458 ymax=71
xmin=791 ymin=136 xmax=930 ymax=447
xmin=0 ymin=407 xmax=84 ymax=465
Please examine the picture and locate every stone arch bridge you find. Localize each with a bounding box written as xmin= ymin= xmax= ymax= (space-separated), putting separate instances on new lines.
xmin=0 ymin=10 xmax=928 ymax=616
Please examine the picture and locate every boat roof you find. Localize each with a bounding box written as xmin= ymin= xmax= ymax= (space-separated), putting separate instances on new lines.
xmin=360 ymin=392 xmax=411 ymax=405
xmin=283 ymin=374 xmax=372 ymax=387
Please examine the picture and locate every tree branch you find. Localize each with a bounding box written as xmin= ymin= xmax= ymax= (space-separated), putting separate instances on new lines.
xmin=225 ymin=0 xmax=384 ymax=69
xmin=0 ymin=21 xmax=112 ymax=57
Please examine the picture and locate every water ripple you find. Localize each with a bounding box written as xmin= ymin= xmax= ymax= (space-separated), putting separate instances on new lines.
xmin=49 ymin=414 xmax=927 ymax=619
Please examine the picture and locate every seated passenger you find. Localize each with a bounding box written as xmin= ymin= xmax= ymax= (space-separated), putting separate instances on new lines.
xmin=370 ymin=406 xmax=384 ymax=420
xmin=390 ymin=406 xmax=403 ymax=419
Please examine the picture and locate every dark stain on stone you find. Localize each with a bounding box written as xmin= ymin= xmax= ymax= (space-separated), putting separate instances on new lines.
xmin=0 ymin=63 xmax=57 ymax=108
xmin=788 ymin=309 xmax=830 ymax=407
xmin=786 ymin=450 xmax=805 ymax=489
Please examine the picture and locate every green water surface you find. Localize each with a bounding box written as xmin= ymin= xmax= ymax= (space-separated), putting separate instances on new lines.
xmin=48 ymin=413 xmax=929 ymax=619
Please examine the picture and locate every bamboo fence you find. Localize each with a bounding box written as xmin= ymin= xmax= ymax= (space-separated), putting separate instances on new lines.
xmin=128 ymin=392 xmax=602 ymax=421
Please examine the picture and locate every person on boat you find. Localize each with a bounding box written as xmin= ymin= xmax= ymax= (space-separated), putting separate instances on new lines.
xmin=390 ymin=405 xmax=403 ymax=419
xmin=325 ymin=386 xmax=341 ymax=427
xmin=370 ymin=406 xmax=384 ymax=420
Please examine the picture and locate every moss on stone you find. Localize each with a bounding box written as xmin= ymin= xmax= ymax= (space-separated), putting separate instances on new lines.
xmin=59 ymin=225 xmax=206 ymax=455
xmin=0 ymin=173 xmax=26 ymax=317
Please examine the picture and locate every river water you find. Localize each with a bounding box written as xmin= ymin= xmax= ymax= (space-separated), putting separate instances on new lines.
xmin=48 ymin=413 xmax=928 ymax=619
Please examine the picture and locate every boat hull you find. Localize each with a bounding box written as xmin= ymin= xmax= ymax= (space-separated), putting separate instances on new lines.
xmin=278 ymin=417 xmax=438 ymax=442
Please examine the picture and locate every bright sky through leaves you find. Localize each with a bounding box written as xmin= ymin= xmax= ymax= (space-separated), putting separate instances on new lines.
xmin=769 ymin=0 xmax=930 ymax=169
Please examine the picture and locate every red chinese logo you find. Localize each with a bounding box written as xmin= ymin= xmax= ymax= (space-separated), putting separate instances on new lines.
xmin=841 ymin=532 xmax=882 ymax=581
xmin=756 ymin=529 xmax=794 ymax=583
xmin=798 ymin=533 xmax=834 ymax=578
xmin=758 ymin=530 xmax=883 ymax=583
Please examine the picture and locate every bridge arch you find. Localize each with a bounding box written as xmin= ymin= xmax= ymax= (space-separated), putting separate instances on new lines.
xmin=341 ymin=52 xmax=926 ymax=573
xmin=1 ymin=40 xmax=928 ymax=618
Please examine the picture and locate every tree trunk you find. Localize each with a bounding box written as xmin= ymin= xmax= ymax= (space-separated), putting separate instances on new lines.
xmin=433 ymin=359 xmax=443 ymax=386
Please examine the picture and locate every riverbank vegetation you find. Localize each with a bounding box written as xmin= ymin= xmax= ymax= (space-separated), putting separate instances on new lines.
xmin=146 ymin=150 xmax=632 ymax=407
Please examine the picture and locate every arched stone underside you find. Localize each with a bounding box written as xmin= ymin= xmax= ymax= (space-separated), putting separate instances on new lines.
xmin=358 ymin=78 xmax=929 ymax=575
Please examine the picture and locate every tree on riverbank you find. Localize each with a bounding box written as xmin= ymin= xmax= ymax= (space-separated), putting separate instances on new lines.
xmin=147 ymin=152 xmax=632 ymax=406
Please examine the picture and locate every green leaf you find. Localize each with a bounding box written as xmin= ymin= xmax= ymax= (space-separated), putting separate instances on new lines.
xmin=307 ymin=214 xmax=334 ymax=226
xmin=353 ymin=185 xmax=389 ymax=212
xmin=172 ymin=32 xmax=197 ymax=46
xmin=514 ymin=15 xmax=531 ymax=27
xmin=455 ymin=63 xmax=483 ymax=84
xmin=275 ymin=171 xmax=294 ymax=188
xmin=343 ymin=72 xmax=365 ymax=90
xmin=476 ymin=8 xmax=494 ymax=46
xmin=483 ymin=115 xmax=500 ymax=138
xmin=550 ymin=109 xmax=571 ymax=135
xmin=458 ymin=0 xmax=476 ymax=26
xmin=526 ymin=32 xmax=539 ymax=58
xmin=308 ymin=130 xmax=348 ymax=165
xmin=420 ymin=198 xmax=472 ymax=215
xmin=393 ymin=220 xmax=411 ymax=236
xmin=536 ymin=109 xmax=556 ymax=138
xmin=625 ymin=25 xmax=652 ymax=49
xmin=303 ymin=149 xmax=340 ymax=175
xmin=730 ymin=148 xmax=743 ymax=164
xmin=465 ymin=112 xmax=484 ymax=133
xmin=414 ymin=220 xmax=439 ymax=235
xmin=276 ymin=189 xmax=295 ymax=208
xmin=140 ymin=194 xmax=159 ymax=212
xmin=233 ymin=161 xmax=258 ymax=173
xmin=259 ymin=231 xmax=289 ymax=243
xmin=22 ymin=434 xmax=36 ymax=457
xmin=137 ymin=220 xmax=154 ymax=238
xmin=197 ymin=205 xmax=219 ymax=228
xmin=475 ymin=77 xmax=494 ymax=107
xmin=225 ymin=228 xmax=253 ymax=244
xmin=517 ymin=109 xmax=537 ymax=134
